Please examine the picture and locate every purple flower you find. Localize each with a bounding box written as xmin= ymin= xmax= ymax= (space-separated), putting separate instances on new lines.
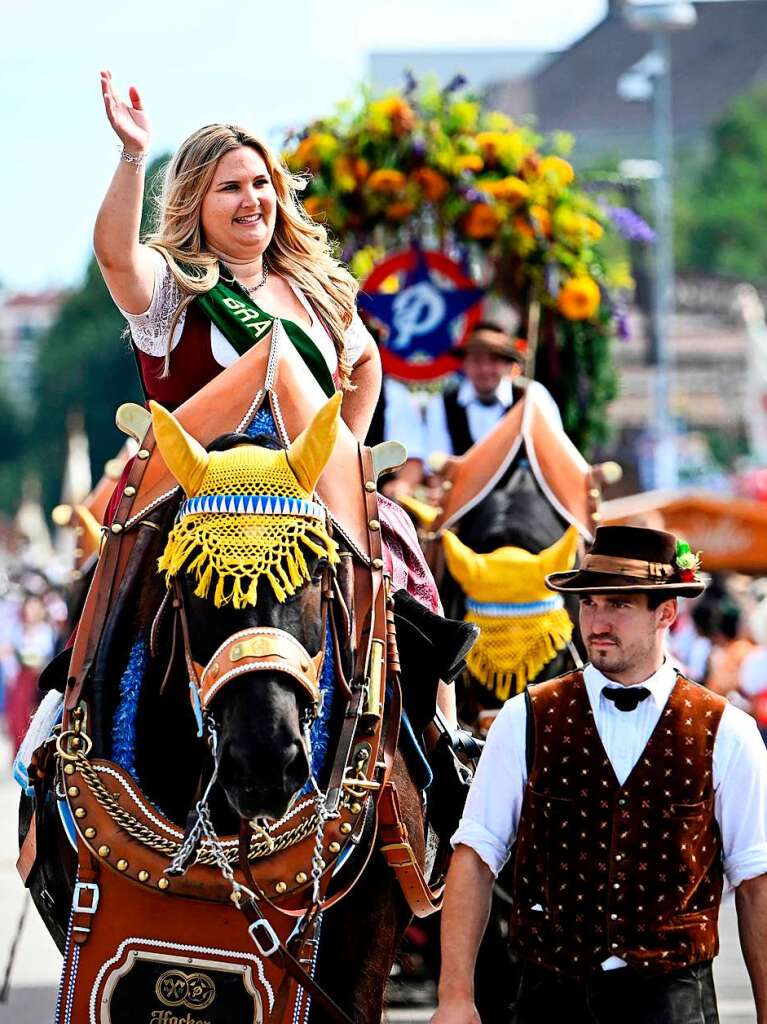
xmin=603 ymin=204 xmax=656 ymax=244
xmin=443 ymin=74 xmax=468 ymax=96
xmin=460 ymin=187 xmax=484 ymax=203
xmin=411 ymin=138 xmax=427 ymax=159
xmin=403 ymin=70 xmax=418 ymax=97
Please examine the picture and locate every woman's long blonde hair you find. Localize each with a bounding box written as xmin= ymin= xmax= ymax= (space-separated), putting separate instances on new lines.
xmin=144 ymin=124 xmax=358 ymax=386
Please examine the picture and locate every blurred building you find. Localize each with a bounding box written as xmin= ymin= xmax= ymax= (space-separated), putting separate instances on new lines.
xmin=487 ymin=0 xmax=767 ymax=160
xmin=605 ymin=272 xmax=761 ymax=494
xmin=0 ymin=288 xmax=66 ymax=408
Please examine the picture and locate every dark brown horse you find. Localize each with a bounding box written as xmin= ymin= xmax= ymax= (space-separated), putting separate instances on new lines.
xmin=19 ymin=397 xmax=440 ymax=1023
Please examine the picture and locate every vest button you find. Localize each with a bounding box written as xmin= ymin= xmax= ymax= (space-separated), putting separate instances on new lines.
xmin=613 ymin=883 xmax=620 ymax=890
xmin=611 ymin=913 xmax=618 ymax=920
xmin=618 ymin=798 xmax=627 ymax=806
xmin=615 ymin=854 xmax=622 ymax=861
xmin=611 ymin=943 xmax=618 ymax=949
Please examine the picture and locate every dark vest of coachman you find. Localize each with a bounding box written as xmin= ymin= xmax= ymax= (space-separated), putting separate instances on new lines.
xmin=510 ymin=671 xmax=726 ymax=977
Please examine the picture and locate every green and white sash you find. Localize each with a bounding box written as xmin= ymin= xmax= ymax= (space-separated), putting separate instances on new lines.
xmin=195 ymin=274 xmax=336 ymax=398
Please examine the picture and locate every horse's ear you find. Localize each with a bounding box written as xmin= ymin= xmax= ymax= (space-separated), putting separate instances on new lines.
xmin=442 ymin=529 xmax=484 ymax=590
xmin=286 ymin=392 xmax=342 ymax=493
xmin=149 ymin=401 xmax=210 ymax=497
xmin=540 ymin=525 xmax=580 ymax=576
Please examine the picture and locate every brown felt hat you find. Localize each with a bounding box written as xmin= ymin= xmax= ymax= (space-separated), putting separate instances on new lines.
xmin=450 ymin=325 xmax=526 ymax=364
xmin=546 ymin=525 xmax=706 ymax=597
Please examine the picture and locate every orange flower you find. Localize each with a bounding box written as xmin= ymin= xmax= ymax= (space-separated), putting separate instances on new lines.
xmin=584 ymin=217 xmax=604 ymax=241
xmin=539 ymin=155 xmax=575 ymax=187
xmin=367 ymin=168 xmax=407 ymax=194
xmin=557 ymin=276 xmax=601 ymax=320
xmin=463 ymin=203 xmax=501 ymax=239
xmin=370 ymin=97 xmax=416 ymax=136
xmin=475 ymin=131 xmax=506 ymax=156
xmin=530 ymin=204 xmax=552 ymax=238
xmin=455 ymin=153 xmax=484 ymax=174
xmin=385 ymin=201 xmax=416 ymax=221
xmin=478 ymin=175 xmax=530 ymax=205
xmin=354 ymin=158 xmax=370 ymax=183
xmin=519 ymin=152 xmax=541 ymax=181
xmin=413 ymin=167 xmax=449 ymax=202
xmin=514 ymin=216 xmax=535 ymax=240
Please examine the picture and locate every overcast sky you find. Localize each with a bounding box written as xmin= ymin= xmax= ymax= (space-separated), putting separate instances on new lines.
xmin=2 ymin=0 xmax=609 ymax=292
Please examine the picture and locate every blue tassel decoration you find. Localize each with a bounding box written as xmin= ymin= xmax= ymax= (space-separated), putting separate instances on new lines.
xmin=112 ymin=638 xmax=148 ymax=779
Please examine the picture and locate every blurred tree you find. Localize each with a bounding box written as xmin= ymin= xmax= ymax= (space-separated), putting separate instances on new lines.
xmin=678 ymin=85 xmax=767 ymax=281
xmin=0 ymin=376 xmax=27 ymax=511
xmin=23 ymin=156 xmax=168 ymax=513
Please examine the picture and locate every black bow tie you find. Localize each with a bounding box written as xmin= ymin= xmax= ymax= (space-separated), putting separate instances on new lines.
xmin=602 ymin=686 xmax=651 ymax=712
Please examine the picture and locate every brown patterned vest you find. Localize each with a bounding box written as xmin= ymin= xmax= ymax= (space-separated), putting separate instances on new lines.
xmin=510 ymin=670 xmax=726 ymax=978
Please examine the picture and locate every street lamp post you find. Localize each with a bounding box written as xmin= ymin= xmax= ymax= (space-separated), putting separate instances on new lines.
xmin=620 ymin=2 xmax=697 ymax=491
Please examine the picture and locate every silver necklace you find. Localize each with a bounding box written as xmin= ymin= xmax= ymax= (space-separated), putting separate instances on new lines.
xmin=239 ymin=261 xmax=269 ymax=294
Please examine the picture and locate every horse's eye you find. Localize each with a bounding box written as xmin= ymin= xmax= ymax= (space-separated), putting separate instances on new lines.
xmin=311 ymin=560 xmax=329 ymax=584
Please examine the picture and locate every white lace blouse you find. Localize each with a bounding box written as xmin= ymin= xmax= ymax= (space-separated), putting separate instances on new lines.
xmin=118 ymin=248 xmax=372 ymax=373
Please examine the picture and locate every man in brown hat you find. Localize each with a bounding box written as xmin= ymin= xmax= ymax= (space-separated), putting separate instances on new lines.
xmin=423 ymin=321 xmax=561 ymax=459
xmin=433 ymin=526 xmax=767 ymax=1024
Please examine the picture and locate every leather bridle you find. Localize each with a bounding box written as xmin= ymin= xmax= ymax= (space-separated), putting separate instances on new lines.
xmin=171 ymin=564 xmax=339 ymax=724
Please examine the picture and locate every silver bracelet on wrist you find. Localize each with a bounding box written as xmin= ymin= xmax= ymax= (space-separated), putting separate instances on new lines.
xmin=119 ymin=146 xmax=148 ymax=172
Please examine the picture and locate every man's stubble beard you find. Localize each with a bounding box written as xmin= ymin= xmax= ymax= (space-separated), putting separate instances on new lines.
xmin=588 ymin=633 xmax=655 ymax=679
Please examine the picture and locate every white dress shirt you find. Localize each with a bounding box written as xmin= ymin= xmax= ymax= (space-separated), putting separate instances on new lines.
xmin=424 ymin=376 xmax=562 ymax=456
xmin=453 ymin=659 xmax=767 ymax=886
xmin=452 ymin=661 xmax=767 ymax=971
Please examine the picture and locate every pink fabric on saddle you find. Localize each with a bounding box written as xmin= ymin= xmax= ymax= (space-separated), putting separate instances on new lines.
xmin=379 ymin=495 xmax=441 ymax=612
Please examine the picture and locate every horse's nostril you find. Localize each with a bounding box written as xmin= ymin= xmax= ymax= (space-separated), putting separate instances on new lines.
xmin=283 ymin=740 xmax=310 ymax=784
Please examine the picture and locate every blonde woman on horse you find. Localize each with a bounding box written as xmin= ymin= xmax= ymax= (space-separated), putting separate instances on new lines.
xmin=94 ymin=71 xmax=473 ymax=725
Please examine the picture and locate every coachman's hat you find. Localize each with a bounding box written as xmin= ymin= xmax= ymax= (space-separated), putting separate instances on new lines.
xmin=450 ymin=323 xmax=527 ymax=364
xmin=545 ymin=525 xmax=706 ymax=598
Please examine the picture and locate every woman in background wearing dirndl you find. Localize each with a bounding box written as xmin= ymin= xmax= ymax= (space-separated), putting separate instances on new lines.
xmin=93 ymin=72 xmax=474 ymax=723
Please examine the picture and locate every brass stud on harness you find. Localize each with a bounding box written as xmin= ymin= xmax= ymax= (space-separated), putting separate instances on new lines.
xmin=274 ymin=881 xmax=288 ymax=894
xmin=364 ymin=481 xmax=376 ymax=493
xmin=138 ymin=870 xmax=150 ymax=882
xmin=84 ymin=827 xmax=96 ymax=839
xmin=340 ymin=822 xmax=352 ymax=835
xmin=158 ymin=878 xmax=169 ymax=891
xmin=117 ymin=859 xmax=129 ymax=872
xmin=368 ymin=519 xmax=381 ymax=532
xmin=110 ymin=523 xmax=123 ymax=535
xmin=328 ymin=841 xmax=341 ymax=854
xmin=371 ymin=558 xmax=384 ymax=571
xmin=98 ymin=845 xmax=110 ymax=858
xmin=74 ymin=807 xmax=86 ymax=819
xmin=124 ymin=485 xmax=136 ymax=497
xmin=350 ymin=802 xmax=362 ymax=815
xmin=295 ymin=872 xmax=308 ymax=884
xmin=137 ymin=449 xmax=150 ymax=460
xmin=64 ymin=763 xmax=75 ymax=776
xmin=67 ymin=786 xmax=79 ymax=798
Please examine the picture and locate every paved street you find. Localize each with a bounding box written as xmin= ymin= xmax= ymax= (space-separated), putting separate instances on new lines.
xmin=0 ymin=738 xmax=756 ymax=1023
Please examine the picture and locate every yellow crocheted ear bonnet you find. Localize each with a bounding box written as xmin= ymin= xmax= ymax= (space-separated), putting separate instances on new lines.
xmin=151 ymin=395 xmax=341 ymax=607
xmin=443 ymin=526 xmax=579 ymax=700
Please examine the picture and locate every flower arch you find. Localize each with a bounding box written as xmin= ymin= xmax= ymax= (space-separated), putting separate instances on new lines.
xmin=282 ymin=80 xmax=634 ymax=453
